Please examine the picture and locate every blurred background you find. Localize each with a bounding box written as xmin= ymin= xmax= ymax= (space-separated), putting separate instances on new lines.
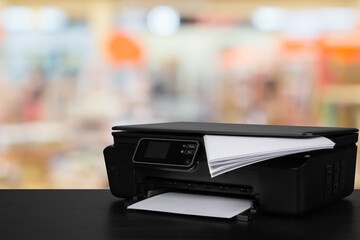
xmin=0 ymin=0 xmax=360 ymax=189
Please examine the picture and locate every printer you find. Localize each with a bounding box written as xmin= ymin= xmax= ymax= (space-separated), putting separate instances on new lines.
xmin=103 ymin=122 xmax=358 ymax=219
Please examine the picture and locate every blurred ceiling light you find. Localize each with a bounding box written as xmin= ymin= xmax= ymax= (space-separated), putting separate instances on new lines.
xmin=1 ymin=6 xmax=67 ymax=33
xmin=252 ymin=7 xmax=359 ymax=37
xmin=38 ymin=7 xmax=67 ymax=33
xmin=1 ymin=6 xmax=33 ymax=32
xmin=281 ymin=10 xmax=321 ymax=38
xmin=116 ymin=8 xmax=146 ymax=32
xmin=146 ymin=6 xmax=180 ymax=36
xmin=251 ymin=7 xmax=285 ymax=31
xmin=319 ymin=7 xmax=358 ymax=31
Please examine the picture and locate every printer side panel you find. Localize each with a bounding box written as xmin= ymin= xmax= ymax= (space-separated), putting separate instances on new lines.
xmin=256 ymin=144 xmax=357 ymax=216
xmin=301 ymin=144 xmax=357 ymax=215
xmin=103 ymin=145 xmax=137 ymax=199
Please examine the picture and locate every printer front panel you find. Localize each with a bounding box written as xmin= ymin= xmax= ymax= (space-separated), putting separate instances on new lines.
xmin=132 ymin=135 xmax=260 ymax=200
xmin=106 ymin=132 xmax=261 ymax=200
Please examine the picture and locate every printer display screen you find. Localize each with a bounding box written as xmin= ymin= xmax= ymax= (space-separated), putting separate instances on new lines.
xmin=133 ymin=138 xmax=198 ymax=167
xmin=145 ymin=141 xmax=170 ymax=159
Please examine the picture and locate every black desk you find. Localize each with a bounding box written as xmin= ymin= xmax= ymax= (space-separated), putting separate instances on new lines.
xmin=1 ymin=190 xmax=359 ymax=240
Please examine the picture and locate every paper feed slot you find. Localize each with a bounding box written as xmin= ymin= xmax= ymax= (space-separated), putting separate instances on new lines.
xmin=143 ymin=177 xmax=254 ymax=196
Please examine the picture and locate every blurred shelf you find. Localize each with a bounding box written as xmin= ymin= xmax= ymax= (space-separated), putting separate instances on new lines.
xmin=321 ymin=84 xmax=360 ymax=105
xmin=0 ymin=122 xmax=68 ymax=146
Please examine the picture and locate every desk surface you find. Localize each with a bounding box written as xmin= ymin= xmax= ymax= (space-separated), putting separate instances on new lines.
xmin=1 ymin=190 xmax=360 ymax=240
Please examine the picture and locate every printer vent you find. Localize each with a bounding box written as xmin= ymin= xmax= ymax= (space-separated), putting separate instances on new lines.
xmin=325 ymin=160 xmax=346 ymax=198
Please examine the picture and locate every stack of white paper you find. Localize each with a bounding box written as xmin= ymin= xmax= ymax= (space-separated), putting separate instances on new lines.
xmin=128 ymin=192 xmax=252 ymax=218
xmin=204 ymin=135 xmax=335 ymax=178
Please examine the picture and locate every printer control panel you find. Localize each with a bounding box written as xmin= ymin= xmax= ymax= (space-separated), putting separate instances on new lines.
xmin=133 ymin=138 xmax=199 ymax=167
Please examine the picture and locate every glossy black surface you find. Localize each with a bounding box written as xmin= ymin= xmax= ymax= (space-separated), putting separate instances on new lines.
xmin=1 ymin=190 xmax=360 ymax=240
xmin=112 ymin=121 xmax=358 ymax=138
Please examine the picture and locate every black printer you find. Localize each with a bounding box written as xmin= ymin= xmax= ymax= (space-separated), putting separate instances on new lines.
xmin=103 ymin=122 xmax=358 ymax=218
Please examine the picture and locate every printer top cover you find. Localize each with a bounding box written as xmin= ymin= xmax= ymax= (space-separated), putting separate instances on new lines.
xmin=113 ymin=121 xmax=358 ymax=138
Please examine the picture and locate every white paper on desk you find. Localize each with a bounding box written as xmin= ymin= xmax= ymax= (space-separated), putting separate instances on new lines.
xmin=204 ymin=135 xmax=335 ymax=177
xmin=128 ymin=192 xmax=252 ymax=219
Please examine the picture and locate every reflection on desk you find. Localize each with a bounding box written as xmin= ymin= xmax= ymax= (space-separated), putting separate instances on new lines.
xmin=0 ymin=190 xmax=359 ymax=240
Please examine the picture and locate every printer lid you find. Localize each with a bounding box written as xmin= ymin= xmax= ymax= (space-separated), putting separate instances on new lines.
xmin=112 ymin=122 xmax=358 ymax=138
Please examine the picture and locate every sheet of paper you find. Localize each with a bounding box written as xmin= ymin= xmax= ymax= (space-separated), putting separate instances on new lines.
xmin=204 ymin=135 xmax=335 ymax=177
xmin=128 ymin=192 xmax=251 ymax=219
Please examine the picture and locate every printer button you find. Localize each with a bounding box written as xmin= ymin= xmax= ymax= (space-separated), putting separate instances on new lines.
xmin=186 ymin=144 xmax=197 ymax=149
xmin=184 ymin=150 xmax=195 ymax=155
